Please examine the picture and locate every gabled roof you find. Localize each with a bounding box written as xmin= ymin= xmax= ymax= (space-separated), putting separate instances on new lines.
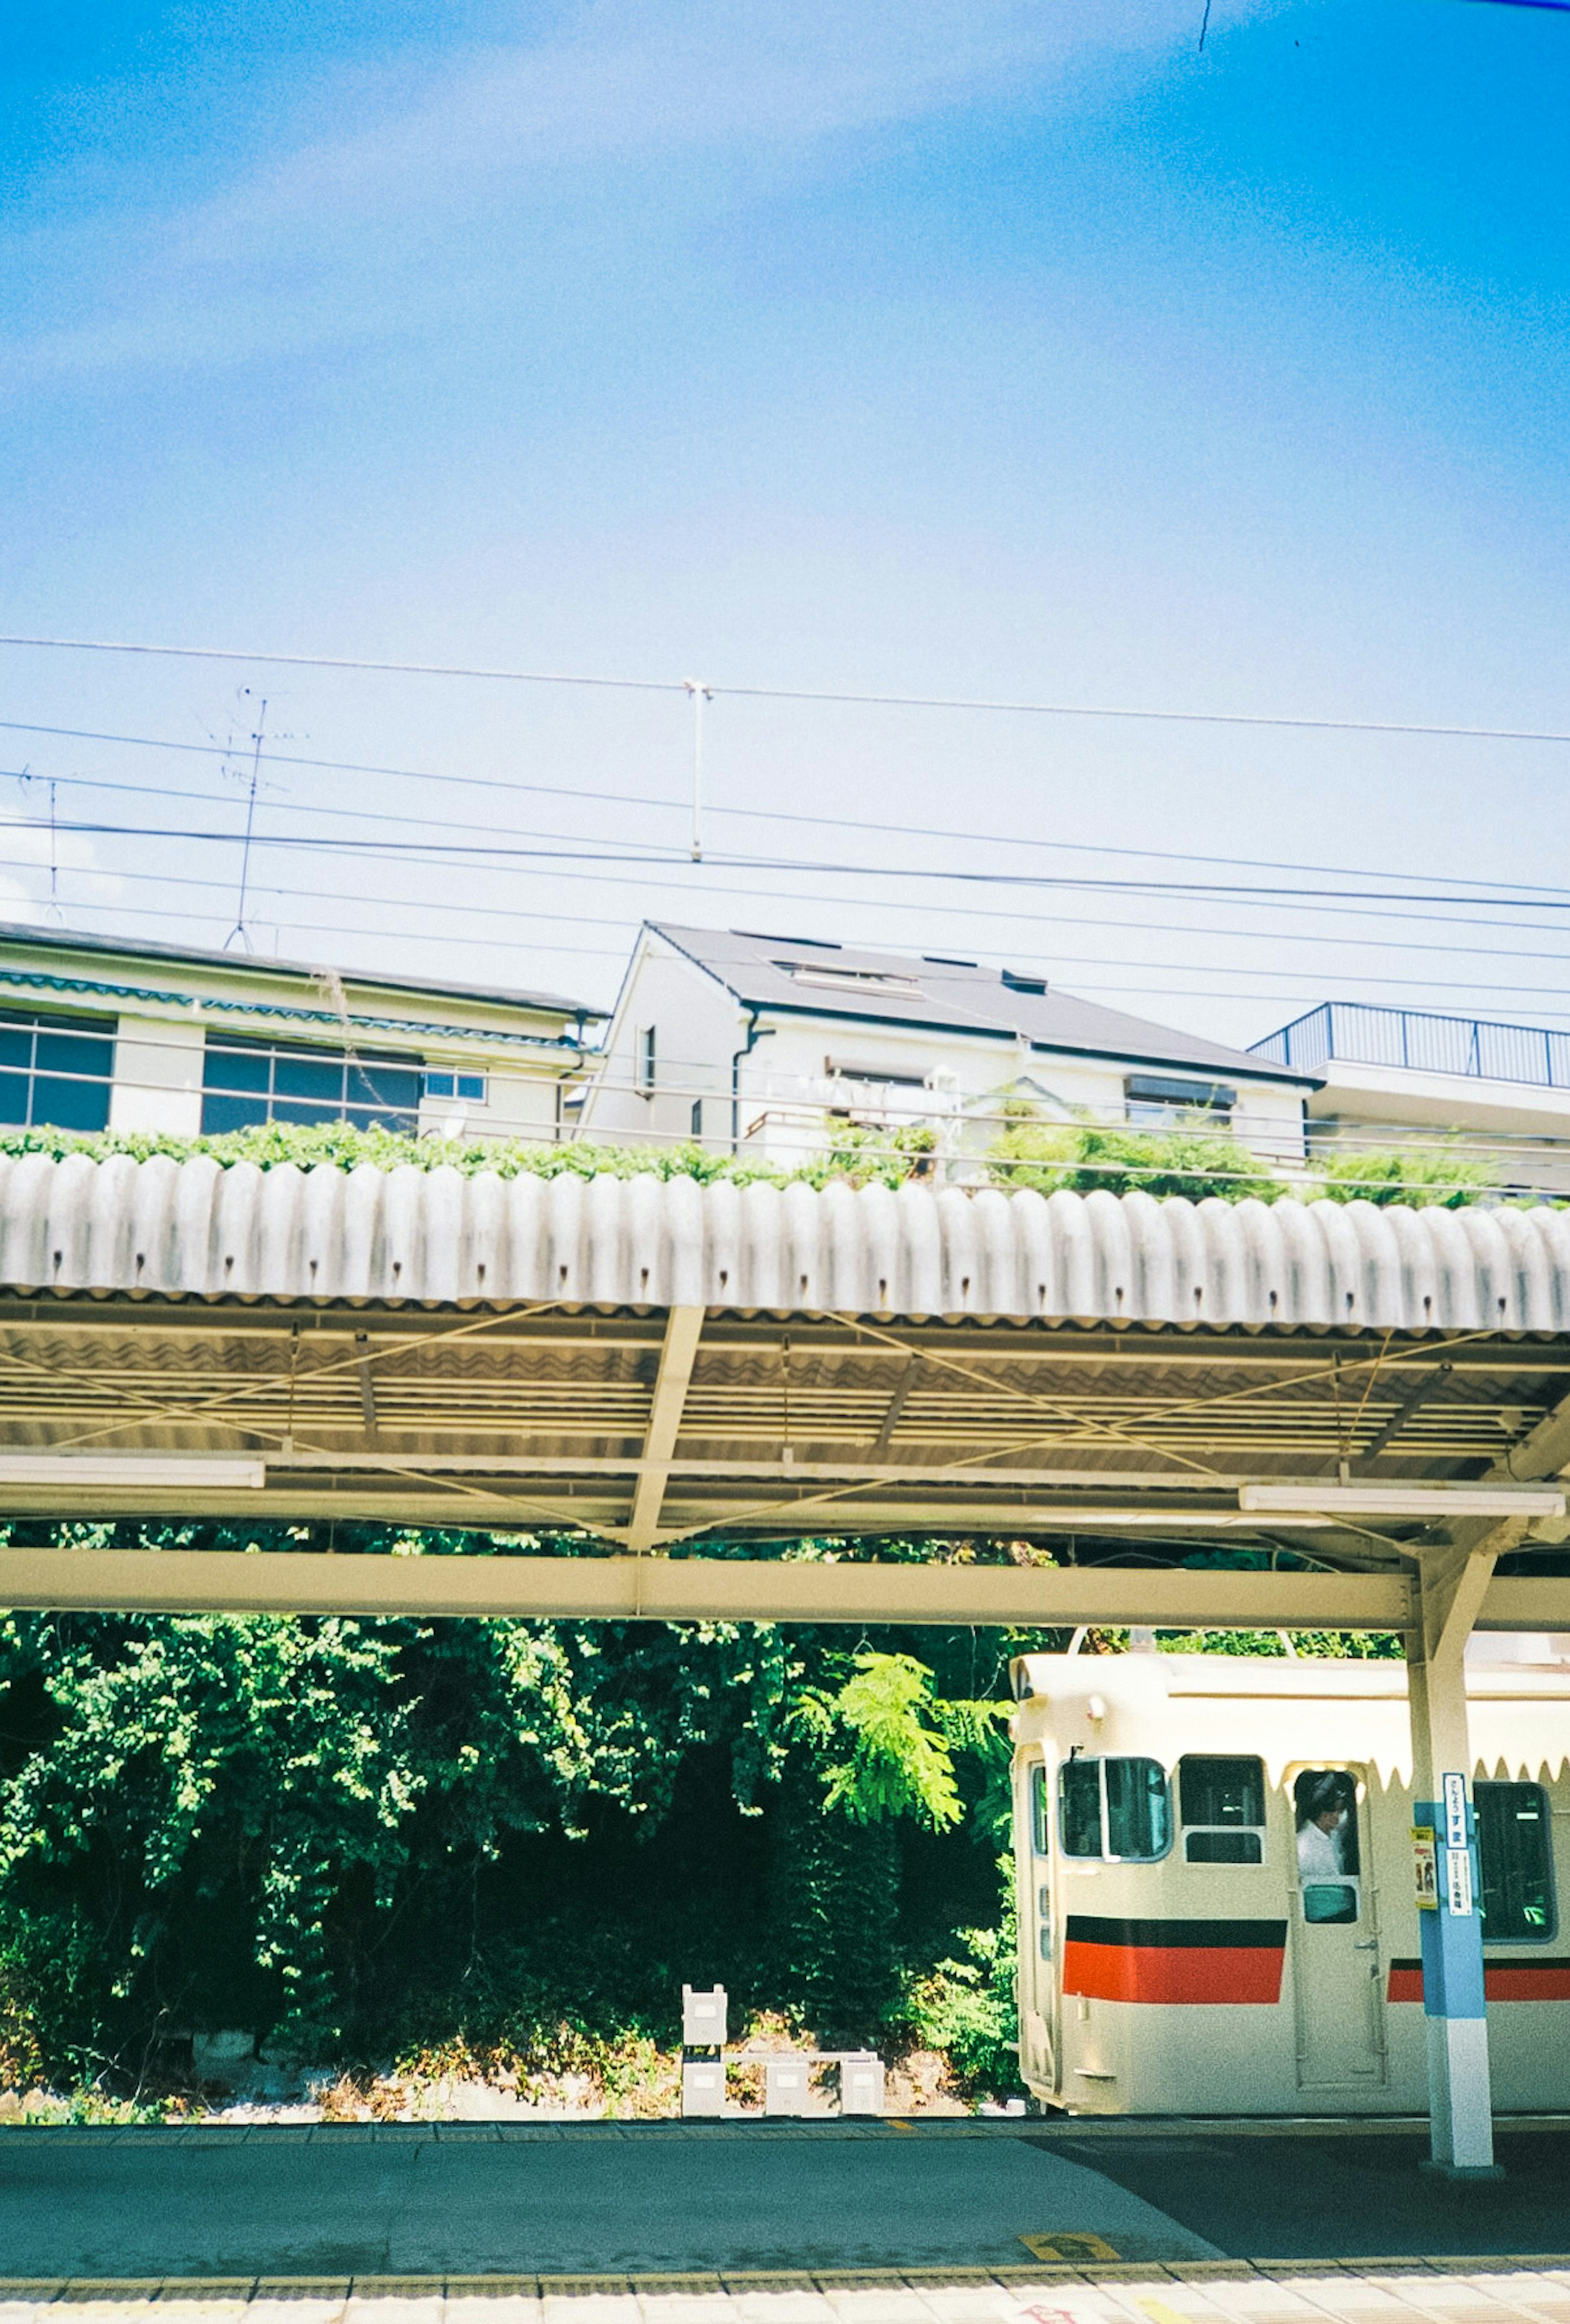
xmin=648 ymin=924 xmax=1318 ymax=1087
xmin=0 ymin=922 xmax=600 ymax=1022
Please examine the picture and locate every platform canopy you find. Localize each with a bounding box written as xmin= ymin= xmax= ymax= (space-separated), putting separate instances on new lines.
xmin=0 ymin=1150 xmax=1566 ymax=1629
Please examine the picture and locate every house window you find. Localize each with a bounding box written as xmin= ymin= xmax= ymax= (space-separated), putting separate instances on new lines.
xmin=202 ymin=1033 xmax=421 ymax=1134
xmin=0 ymin=1008 xmax=116 ymax=1132
xmin=690 ymin=1099 xmax=704 ymax=1138
xmin=1059 ymin=1755 xmax=1172 ymax=1862
xmin=1476 ymin=1781 xmax=1556 ymax=1941
xmin=423 ymin=1071 xmax=487 ymax=1103
xmin=1125 ymin=1073 xmax=1236 ymax=1129
xmin=1180 ymin=1755 xmax=1266 ymax=1864
xmin=635 ymin=1025 xmax=657 ymax=1094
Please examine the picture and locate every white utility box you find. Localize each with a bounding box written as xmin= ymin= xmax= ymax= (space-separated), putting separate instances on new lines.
xmin=764 ymin=2054 xmax=811 ymax=2116
xmin=682 ymin=1984 xmax=727 ymax=2049
xmin=681 ymin=2059 xmax=725 ymax=2117
xmin=839 ymin=2053 xmax=884 ymax=2116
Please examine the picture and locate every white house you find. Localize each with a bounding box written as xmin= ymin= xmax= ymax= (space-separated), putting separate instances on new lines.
xmin=575 ymin=923 xmax=1317 ymax=1169
xmin=0 ymin=924 xmax=601 ymax=1146
xmin=1250 ymin=1001 xmax=1570 ymax=1193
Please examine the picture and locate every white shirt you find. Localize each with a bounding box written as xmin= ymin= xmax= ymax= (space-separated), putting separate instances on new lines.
xmin=1297 ymin=1817 xmax=1346 ymax=1879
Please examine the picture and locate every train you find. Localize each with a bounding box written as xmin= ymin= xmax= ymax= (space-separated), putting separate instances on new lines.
xmin=1009 ymin=1640 xmax=1570 ymax=2113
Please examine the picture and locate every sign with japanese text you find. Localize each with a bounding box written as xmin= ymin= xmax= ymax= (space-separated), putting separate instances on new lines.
xmin=1412 ymin=1823 xmax=1439 ymax=1911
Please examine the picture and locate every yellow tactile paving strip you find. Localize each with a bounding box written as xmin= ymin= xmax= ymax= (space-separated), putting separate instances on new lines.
xmin=4 ymin=2264 xmax=1570 ymax=2324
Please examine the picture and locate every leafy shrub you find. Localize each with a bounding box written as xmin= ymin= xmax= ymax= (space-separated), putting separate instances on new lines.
xmin=1310 ymin=1144 xmax=1497 ymax=1208
xmin=987 ymin=1119 xmax=1283 ymax=1203
xmin=902 ymin=1856 xmax=1018 ymax=2093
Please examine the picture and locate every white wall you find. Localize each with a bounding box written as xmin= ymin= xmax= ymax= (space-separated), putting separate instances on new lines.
xmin=577 ymin=937 xmax=742 ymax=1150
xmin=108 ymin=1010 xmax=206 ymax=1136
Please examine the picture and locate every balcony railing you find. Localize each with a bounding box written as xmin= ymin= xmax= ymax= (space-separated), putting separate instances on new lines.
xmin=1250 ymin=1002 xmax=1570 ymax=1092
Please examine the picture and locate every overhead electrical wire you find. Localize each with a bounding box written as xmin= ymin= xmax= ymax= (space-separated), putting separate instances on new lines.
xmin=16 ymin=805 xmax=1570 ymax=913
xmin=7 ymin=715 xmax=1570 ymax=907
xmin=3 ymin=632 xmax=1570 ymax=747
xmin=18 ymin=878 xmax=1570 ymax=1008
xmin=11 ymin=768 xmax=1570 ymax=962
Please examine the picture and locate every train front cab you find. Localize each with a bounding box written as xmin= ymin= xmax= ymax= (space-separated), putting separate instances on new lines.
xmin=1011 ymin=1648 xmax=1570 ymax=2116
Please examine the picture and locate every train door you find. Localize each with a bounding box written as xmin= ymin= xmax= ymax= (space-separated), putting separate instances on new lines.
xmin=1018 ymin=1760 xmax=1058 ymax=2093
xmin=1289 ymin=1765 xmax=1386 ymax=2089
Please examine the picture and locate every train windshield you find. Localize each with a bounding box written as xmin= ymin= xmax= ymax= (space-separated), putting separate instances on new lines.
xmin=1059 ymin=1755 xmax=1171 ymax=1860
xmin=1180 ymin=1755 xmax=1265 ymax=1864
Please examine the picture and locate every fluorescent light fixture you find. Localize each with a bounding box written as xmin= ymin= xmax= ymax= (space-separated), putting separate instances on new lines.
xmin=1239 ymin=1484 xmax=1564 ymax=1519
xmin=0 ymin=1455 xmax=266 ymax=1489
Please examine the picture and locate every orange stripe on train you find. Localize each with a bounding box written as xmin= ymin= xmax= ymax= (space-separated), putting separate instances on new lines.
xmin=1386 ymin=1958 xmax=1570 ymax=2003
xmin=1062 ymin=1940 xmax=1285 ymax=2005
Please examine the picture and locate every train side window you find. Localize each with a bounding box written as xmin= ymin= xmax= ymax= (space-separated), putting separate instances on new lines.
xmin=1030 ymin=1765 xmax=1051 ymax=1856
xmin=1294 ymin=1768 xmax=1361 ymax=1925
xmin=1060 ymin=1758 xmax=1103 ymax=1857
xmin=1058 ymin=1755 xmax=1172 ymax=1861
xmin=1477 ymin=1782 xmax=1556 ymax=1941
xmin=1180 ymin=1754 xmax=1265 ymax=1864
xmin=1106 ymin=1757 xmax=1172 ymax=1860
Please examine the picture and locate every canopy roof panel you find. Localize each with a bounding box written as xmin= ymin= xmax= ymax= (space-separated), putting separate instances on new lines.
xmin=4 ymin=1152 xmax=1569 ymax=1333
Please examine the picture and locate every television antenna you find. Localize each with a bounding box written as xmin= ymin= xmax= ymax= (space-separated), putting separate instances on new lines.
xmin=211 ymin=688 xmax=292 ymax=952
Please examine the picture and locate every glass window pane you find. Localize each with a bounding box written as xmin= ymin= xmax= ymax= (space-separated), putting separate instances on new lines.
xmin=205 ymin=1045 xmax=272 ymax=1095
xmin=348 ymin=1058 xmax=420 ymax=1113
xmin=424 ymin=1072 xmax=455 ymax=1098
xmin=456 ymin=1074 xmax=485 ymax=1100
xmin=1106 ymin=1756 xmax=1171 ymax=1860
xmin=1030 ymin=1765 xmax=1050 ymax=1856
xmin=0 ymin=1069 xmax=31 ymax=1123
xmin=1059 ymin=1758 xmax=1103 ymax=1858
xmin=0 ymin=1028 xmax=34 ymax=1070
xmin=31 ymin=1075 xmax=111 ymax=1132
xmin=271 ymin=1095 xmax=341 ymax=1125
xmin=1186 ymin=1829 xmax=1263 ymax=1865
xmin=34 ymin=1028 xmax=113 ymax=1080
xmin=274 ymin=1052 xmax=345 ymax=1104
xmin=1181 ymin=1755 xmax=1265 ymax=1828
xmin=1477 ymin=1782 xmax=1556 ymax=1941
xmin=1294 ymin=1769 xmax=1360 ymax=1878
xmin=1303 ymin=1883 xmax=1358 ymax=1924
xmin=201 ymin=1091 xmax=271 ymax=1135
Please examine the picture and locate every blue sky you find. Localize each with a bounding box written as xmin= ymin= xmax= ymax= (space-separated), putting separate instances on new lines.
xmin=1 ymin=0 xmax=1567 ymax=1044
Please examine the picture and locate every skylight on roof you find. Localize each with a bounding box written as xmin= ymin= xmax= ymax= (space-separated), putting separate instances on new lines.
xmin=777 ymin=961 xmax=924 ymax=997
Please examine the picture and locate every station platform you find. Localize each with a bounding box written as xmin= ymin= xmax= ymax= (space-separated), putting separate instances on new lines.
xmin=0 ymin=2117 xmax=1567 ymax=2285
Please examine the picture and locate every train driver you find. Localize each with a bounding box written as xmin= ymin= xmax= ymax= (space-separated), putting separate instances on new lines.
xmin=1295 ymin=1770 xmax=1354 ymax=1879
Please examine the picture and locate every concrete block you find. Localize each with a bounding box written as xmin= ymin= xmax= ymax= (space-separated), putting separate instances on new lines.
xmin=839 ymin=2054 xmax=884 ymax=2117
xmin=682 ymin=1984 xmax=727 ymax=2049
xmin=681 ymin=2060 xmax=725 ymax=2118
xmin=764 ymin=2055 xmax=811 ymax=2116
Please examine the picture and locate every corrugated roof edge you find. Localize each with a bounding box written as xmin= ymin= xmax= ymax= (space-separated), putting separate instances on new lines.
xmin=0 ymin=1152 xmax=1564 ymax=1333
xmin=0 ymin=922 xmax=603 ymax=1021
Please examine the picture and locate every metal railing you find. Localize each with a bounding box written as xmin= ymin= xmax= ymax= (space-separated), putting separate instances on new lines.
xmin=1250 ymin=1002 xmax=1570 ymax=1091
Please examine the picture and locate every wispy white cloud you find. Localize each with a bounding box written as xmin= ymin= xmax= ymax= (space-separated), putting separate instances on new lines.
xmin=2 ymin=0 xmax=1240 ymax=390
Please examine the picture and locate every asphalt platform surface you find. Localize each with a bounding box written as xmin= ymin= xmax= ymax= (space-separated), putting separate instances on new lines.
xmin=0 ymin=2117 xmax=1568 ymax=2282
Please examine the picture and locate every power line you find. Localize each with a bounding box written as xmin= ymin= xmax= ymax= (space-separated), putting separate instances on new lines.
xmin=18 ymin=807 xmax=1570 ymax=912
xmin=14 ymin=878 xmax=1570 ymax=1017
xmin=15 ymin=767 xmax=1570 ymax=958
xmin=8 ymin=715 xmax=1570 ymax=905
xmin=4 ymin=632 xmax=1569 ymax=746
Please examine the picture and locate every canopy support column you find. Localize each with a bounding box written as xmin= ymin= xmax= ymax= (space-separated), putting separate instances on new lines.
xmin=1407 ymin=1522 xmax=1522 ymax=2177
xmin=624 ymin=1306 xmax=706 ymax=1553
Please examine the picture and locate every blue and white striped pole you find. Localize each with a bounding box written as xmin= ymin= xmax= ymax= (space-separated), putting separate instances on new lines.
xmin=1414 ymin=1773 xmax=1499 ymax=2177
